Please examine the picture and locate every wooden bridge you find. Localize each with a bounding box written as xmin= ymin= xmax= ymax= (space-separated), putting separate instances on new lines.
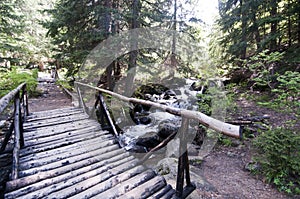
xmin=0 ymin=82 xmax=241 ymax=199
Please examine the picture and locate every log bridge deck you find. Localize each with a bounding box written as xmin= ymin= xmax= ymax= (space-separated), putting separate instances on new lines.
xmin=4 ymin=107 xmax=176 ymax=198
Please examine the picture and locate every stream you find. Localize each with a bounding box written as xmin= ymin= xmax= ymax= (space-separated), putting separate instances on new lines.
xmin=115 ymin=79 xmax=207 ymax=153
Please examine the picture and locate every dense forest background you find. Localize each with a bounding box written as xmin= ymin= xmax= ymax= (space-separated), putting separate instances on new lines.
xmin=0 ymin=0 xmax=299 ymax=195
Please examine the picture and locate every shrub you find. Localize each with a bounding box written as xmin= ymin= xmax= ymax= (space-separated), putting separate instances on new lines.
xmin=272 ymin=71 xmax=300 ymax=112
xmin=254 ymin=127 xmax=300 ymax=194
xmin=0 ymin=67 xmax=38 ymax=97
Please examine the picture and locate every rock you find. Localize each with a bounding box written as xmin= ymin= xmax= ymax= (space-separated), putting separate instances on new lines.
xmin=226 ymin=151 xmax=236 ymax=158
xmin=156 ymin=158 xmax=178 ymax=176
xmin=0 ymin=121 xmax=6 ymax=129
xmin=187 ymin=144 xmax=201 ymax=156
xmin=166 ymin=138 xmax=180 ymax=158
xmin=162 ymin=90 xmax=177 ymax=100
xmin=138 ymin=116 xmax=152 ymax=125
xmin=124 ymin=143 xmax=147 ymax=153
xmin=158 ymin=123 xmax=179 ymax=139
xmin=136 ymin=132 xmax=161 ymax=149
xmin=155 ymin=157 xmax=218 ymax=199
xmin=245 ymin=161 xmax=261 ymax=172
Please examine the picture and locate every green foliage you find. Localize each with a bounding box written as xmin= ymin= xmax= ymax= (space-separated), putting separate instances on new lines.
xmin=255 ymin=71 xmax=300 ymax=115
xmin=272 ymin=71 xmax=300 ymax=111
xmin=218 ymin=136 xmax=233 ymax=147
xmin=0 ymin=68 xmax=38 ymax=97
xmin=0 ymin=0 xmax=25 ymax=64
xmin=55 ymin=79 xmax=73 ymax=90
xmin=246 ymin=50 xmax=285 ymax=89
xmin=197 ymin=93 xmax=212 ymax=116
xmin=254 ymin=126 xmax=300 ymax=194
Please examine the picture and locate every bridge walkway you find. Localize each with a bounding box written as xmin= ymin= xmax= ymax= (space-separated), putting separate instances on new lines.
xmin=4 ymin=107 xmax=176 ymax=199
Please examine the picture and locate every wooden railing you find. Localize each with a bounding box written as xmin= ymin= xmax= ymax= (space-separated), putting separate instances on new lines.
xmin=75 ymin=81 xmax=242 ymax=198
xmin=0 ymin=83 xmax=28 ymax=180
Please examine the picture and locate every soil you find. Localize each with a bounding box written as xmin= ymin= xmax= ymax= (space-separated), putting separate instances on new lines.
xmin=1 ymin=82 xmax=298 ymax=199
xmin=28 ymin=81 xmax=73 ymax=112
xmin=192 ymin=93 xmax=299 ymax=199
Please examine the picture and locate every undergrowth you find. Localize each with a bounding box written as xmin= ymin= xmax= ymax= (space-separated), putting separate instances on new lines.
xmin=253 ymin=126 xmax=300 ymax=194
xmin=0 ymin=67 xmax=38 ymax=98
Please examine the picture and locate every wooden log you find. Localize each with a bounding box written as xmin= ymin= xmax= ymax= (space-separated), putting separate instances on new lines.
xmin=23 ymin=114 xmax=89 ymax=129
xmin=19 ymin=144 xmax=120 ymax=178
xmin=75 ymin=82 xmax=241 ymax=138
xmin=20 ymin=135 xmax=110 ymax=163
xmin=23 ymin=120 xmax=99 ymax=139
xmin=24 ymin=126 xmax=105 ymax=146
xmin=5 ymin=149 xmax=130 ymax=195
xmin=0 ymin=121 xmax=14 ymax=152
xmin=19 ymin=139 xmax=116 ymax=170
xmin=99 ymin=93 xmax=119 ymax=138
xmin=0 ymin=83 xmax=25 ymax=114
xmin=25 ymin=110 xmax=83 ymax=122
xmin=88 ymin=169 xmax=155 ymax=199
xmin=149 ymin=184 xmax=174 ymax=199
xmin=20 ymin=132 xmax=113 ymax=157
xmin=86 ymin=167 xmax=156 ymax=199
xmin=20 ymin=131 xmax=112 ymax=158
xmin=26 ymin=107 xmax=80 ymax=118
xmin=43 ymin=158 xmax=140 ymax=199
xmin=119 ymin=176 xmax=167 ymax=199
xmin=12 ymin=95 xmax=21 ymax=180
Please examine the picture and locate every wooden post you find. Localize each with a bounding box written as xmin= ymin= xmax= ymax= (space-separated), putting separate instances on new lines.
xmin=175 ymin=117 xmax=195 ymax=198
xmin=176 ymin=117 xmax=189 ymax=198
xmin=12 ymin=91 xmax=21 ymax=180
xmin=0 ymin=121 xmax=14 ymax=152
xmin=23 ymin=84 xmax=29 ymax=116
xmin=98 ymin=93 xmax=119 ymax=138
xmin=76 ymin=86 xmax=88 ymax=114
xmin=19 ymin=93 xmax=24 ymax=148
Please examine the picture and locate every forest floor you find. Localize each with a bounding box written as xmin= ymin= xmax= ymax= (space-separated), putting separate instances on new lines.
xmin=188 ymin=96 xmax=297 ymax=199
xmin=1 ymin=80 xmax=298 ymax=198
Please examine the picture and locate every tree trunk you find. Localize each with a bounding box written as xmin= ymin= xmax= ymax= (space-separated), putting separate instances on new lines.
xmin=240 ymin=0 xmax=247 ymax=59
xmin=126 ymin=0 xmax=140 ymax=96
xmin=270 ymin=0 xmax=278 ymax=51
xmin=298 ymin=0 xmax=300 ymax=46
xmin=171 ymin=0 xmax=177 ymax=68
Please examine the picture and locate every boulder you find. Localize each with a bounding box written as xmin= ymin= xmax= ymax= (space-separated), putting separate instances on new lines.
xmin=158 ymin=123 xmax=179 ymax=139
xmin=136 ymin=132 xmax=161 ymax=149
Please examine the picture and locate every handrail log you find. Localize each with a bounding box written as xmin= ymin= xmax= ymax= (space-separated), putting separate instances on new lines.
xmin=0 ymin=83 xmax=26 ymax=114
xmin=12 ymin=92 xmax=21 ymax=180
xmin=75 ymin=82 xmax=242 ymax=138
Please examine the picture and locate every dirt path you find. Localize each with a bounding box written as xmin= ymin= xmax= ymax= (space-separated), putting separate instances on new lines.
xmin=28 ymin=80 xmax=73 ymax=112
xmin=193 ymin=96 xmax=299 ymax=199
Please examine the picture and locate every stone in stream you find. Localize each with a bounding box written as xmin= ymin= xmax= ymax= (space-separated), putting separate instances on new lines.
xmin=157 ymin=123 xmax=179 ymax=139
xmin=135 ymin=132 xmax=162 ymax=149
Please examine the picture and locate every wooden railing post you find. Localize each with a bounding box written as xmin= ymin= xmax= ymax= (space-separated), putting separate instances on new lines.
xmin=76 ymin=85 xmax=88 ymax=114
xmin=22 ymin=84 xmax=29 ymax=117
xmin=98 ymin=93 xmax=119 ymax=138
xmin=12 ymin=91 xmax=21 ymax=180
xmin=176 ymin=117 xmax=195 ymax=198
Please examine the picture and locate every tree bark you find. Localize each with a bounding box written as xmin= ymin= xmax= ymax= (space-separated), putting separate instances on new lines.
xmin=270 ymin=0 xmax=278 ymax=51
xmin=126 ymin=0 xmax=140 ymax=96
xmin=240 ymin=0 xmax=247 ymax=59
xmin=298 ymin=0 xmax=300 ymax=46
